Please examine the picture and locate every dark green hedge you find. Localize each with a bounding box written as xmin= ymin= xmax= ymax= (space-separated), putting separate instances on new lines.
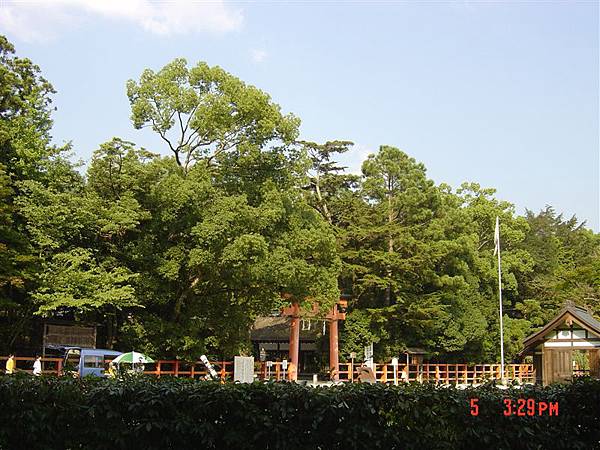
xmin=0 ymin=375 xmax=598 ymax=450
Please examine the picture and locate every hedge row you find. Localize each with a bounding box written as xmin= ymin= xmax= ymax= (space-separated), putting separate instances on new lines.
xmin=0 ymin=375 xmax=598 ymax=449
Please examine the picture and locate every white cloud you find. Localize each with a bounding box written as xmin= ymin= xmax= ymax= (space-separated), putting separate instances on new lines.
xmin=337 ymin=142 xmax=374 ymax=175
xmin=250 ymin=48 xmax=267 ymax=63
xmin=0 ymin=0 xmax=243 ymax=43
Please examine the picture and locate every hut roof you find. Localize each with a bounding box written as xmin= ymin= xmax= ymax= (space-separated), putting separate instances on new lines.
xmin=521 ymin=303 xmax=600 ymax=355
xmin=250 ymin=316 xmax=320 ymax=341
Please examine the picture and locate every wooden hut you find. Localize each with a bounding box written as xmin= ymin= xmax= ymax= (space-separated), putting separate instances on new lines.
xmin=520 ymin=303 xmax=600 ymax=385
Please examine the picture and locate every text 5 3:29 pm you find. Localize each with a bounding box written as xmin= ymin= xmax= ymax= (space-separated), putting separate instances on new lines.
xmin=469 ymin=398 xmax=559 ymax=416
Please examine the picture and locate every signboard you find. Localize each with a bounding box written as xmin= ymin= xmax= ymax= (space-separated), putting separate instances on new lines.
xmin=282 ymin=359 xmax=288 ymax=370
xmin=364 ymin=343 xmax=374 ymax=369
xmin=364 ymin=343 xmax=373 ymax=360
xmin=43 ymin=324 xmax=96 ymax=349
xmin=234 ymin=356 xmax=254 ymax=383
xmin=259 ymin=348 xmax=266 ymax=362
xmin=391 ymin=357 xmax=399 ymax=385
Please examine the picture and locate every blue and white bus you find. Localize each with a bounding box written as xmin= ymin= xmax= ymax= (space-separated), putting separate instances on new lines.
xmin=61 ymin=347 xmax=122 ymax=377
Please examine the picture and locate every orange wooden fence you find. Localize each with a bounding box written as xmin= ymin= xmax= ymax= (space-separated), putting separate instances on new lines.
xmin=0 ymin=356 xmax=535 ymax=384
xmin=0 ymin=356 xmax=63 ymax=375
xmin=337 ymin=362 xmax=535 ymax=384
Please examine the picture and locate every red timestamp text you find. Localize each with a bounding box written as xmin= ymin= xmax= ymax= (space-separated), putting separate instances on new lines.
xmin=469 ymin=398 xmax=559 ymax=416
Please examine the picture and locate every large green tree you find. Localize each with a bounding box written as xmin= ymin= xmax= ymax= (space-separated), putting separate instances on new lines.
xmin=126 ymin=59 xmax=299 ymax=173
xmin=0 ymin=36 xmax=80 ymax=352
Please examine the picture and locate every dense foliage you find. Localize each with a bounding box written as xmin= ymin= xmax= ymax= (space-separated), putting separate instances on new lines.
xmin=0 ymin=34 xmax=599 ymax=362
xmin=0 ymin=375 xmax=598 ymax=449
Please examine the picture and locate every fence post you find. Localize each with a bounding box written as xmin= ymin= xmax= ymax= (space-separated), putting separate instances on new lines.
xmin=174 ymin=360 xmax=179 ymax=377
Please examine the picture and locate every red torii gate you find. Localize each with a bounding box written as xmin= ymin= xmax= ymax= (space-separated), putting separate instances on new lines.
xmin=281 ymin=298 xmax=347 ymax=381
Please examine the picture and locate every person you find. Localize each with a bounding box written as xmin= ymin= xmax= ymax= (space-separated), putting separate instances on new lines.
xmin=287 ymin=361 xmax=297 ymax=382
xmin=329 ymin=367 xmax=338 ymax=382
xmin=5 ymin=354 xmax=15 ymax=374
xmin=107 ymin=362 xmax=117 ymax=378
xmin=358 ymin=364 xmax=376 ymax=384
xmin=32 ymin=355 xmax=42 ymax=376
xmin=134 ymin=357 xmax=145 ymax=375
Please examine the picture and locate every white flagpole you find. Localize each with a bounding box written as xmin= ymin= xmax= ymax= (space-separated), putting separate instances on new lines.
xmin=494 ymin=216 xmax=505 ymax=384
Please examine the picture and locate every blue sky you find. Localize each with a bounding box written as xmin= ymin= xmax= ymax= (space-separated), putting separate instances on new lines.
xmin=2 ymin=1 xmax=598 ymax=230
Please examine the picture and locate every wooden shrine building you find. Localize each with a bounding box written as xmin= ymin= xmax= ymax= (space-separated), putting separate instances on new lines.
xmin=520 ymin=302 xmax=600 ymax=385
xmin=250 ymin=315 xmax=321 ymax=373
xmin=251 ymin=298 xmax=347 ymax=380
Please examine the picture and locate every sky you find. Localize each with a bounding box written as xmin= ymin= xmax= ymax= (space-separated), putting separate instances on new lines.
xmin=1 ymin=0 xmax=598 ymax=230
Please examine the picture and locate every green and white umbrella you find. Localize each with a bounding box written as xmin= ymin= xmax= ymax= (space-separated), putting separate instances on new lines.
xmin=112 ymin=351 xmax=154 ymax=365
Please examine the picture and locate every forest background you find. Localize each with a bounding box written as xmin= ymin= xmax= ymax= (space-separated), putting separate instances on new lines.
xmin=1 ymin=35 xmax=598 ymax=363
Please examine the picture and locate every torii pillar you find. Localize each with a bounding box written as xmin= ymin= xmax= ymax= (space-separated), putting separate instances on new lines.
xmin=282 ymin=302 xmax=300 ymax=381
xmin=326 ymin=300 xmax=347 ymax=381
xmin=282 ymin=298 xmax=347 ymax=382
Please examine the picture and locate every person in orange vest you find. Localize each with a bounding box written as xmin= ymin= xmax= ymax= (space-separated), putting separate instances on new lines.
xmin=5 ymin=354 xmax=15 ymax=374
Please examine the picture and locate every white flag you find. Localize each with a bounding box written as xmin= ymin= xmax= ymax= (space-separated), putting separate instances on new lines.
xmin=493 ymin=216 xmax=500 ymax=256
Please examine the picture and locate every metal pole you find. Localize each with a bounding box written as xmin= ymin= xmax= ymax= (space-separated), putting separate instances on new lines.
xmin=497 ymin=233 xmax=505 ymax=384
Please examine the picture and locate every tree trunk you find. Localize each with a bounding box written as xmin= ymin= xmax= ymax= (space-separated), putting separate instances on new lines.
xmin=105 ymin=311 xmax=116 ymax=350
xmin=314 ymin=173 xmax=332 ymax=224
xmin=385 ymin=178 xmax=394 ymax=306
xmin=172 ymin=277 xmax=199 ymax=321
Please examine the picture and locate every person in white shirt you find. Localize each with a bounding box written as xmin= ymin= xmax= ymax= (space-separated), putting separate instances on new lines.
xmin=33 ymin=355 xmax=42 ymax=376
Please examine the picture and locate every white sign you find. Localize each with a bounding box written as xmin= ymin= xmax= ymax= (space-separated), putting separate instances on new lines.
xmin=282 ymin=359 xmax=288 ymax=370
xmin=234 ymin=356 xmax=254 ymax=383
xmin=364 ymin=343 xmax=373 ymax=360
xmin=364 ymin=343 xmax=374 ymax=369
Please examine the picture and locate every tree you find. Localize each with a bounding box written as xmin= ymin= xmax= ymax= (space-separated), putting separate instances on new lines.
xmin=517 ymin=207 xmax=600 ymax=320
xmin=360 ymin=146 xmax=440 ymax=306
xmin=126 ymin=59 xmax=300 ymax=173
xmin=300 ymin=140 xmax=355 ymax=224
xmin=0 ymin=35 xmax=79 ymax=352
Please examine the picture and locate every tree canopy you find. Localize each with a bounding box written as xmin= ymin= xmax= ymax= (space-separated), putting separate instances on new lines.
xmin=1 ymin=35 xmax=598 ymax=363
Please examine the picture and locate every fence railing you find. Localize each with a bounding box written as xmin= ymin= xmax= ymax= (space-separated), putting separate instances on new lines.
xmin=143 ymin=360 xmax=287 ymax=381
xmin=337 ymin=363 xmax=535 ymax=384
xmin=0 ymin=356 xmax=63 ymax=375
xmin=0 ymin=356 xmax=535 ymax=384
